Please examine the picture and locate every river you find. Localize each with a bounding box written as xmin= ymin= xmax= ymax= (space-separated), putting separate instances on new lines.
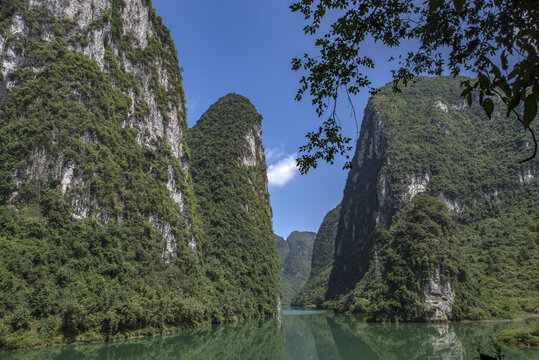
xmin=0 ymin=310 xmax=536 ymax=359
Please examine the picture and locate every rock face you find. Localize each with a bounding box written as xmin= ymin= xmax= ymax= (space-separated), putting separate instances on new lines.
xmin=292 ymin=205 xmax=341 ymax=308
xmin=327 ymin=102 xmax=387 ymax=297
xmin=0 ymin=2 xmax=281 ymax=349
xmin=0 ymin=0 xmax=194 ymax=259
xmin=188 ymin=94 xmax=281 ymax=318
xmin=309 ymin=205 xmax=341 ymax=280
xmin=424 ymin=266 xmax=456 ymax=321
xmin=327 ymin=76 xmax=538 ymax=320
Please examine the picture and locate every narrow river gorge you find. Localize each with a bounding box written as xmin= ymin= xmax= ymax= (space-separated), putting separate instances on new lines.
xmin=0 ymin=311 xmax=535 ymax=360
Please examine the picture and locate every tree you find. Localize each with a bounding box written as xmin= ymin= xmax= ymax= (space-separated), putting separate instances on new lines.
xmin=290 ymin=0 xmax=538 ymax=173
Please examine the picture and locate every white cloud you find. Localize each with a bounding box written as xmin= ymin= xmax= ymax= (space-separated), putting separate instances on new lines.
xmin=186 ymin=99 xmax=197 ymax=114
xmin=267 ymin=154 xmax=298 ymax=187
xmin=265 ymin=144 xmax=286 ymax=162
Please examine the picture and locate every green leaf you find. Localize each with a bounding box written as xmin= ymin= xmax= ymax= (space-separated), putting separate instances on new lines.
xmin=483 ymin=98 xmax=494 ymax=119
xmin=453 ymin=0 xmax=464 ymax=13
xmin=478 ymin=73 xmax=489 ymax=90
xmin=429 ymin=0 xmax=443 ymax=12
xmin=500 ymin=51 xmax=508 ymax=71
xmin=523 ymin=93 xmax=538 ymax=129
xmin=507 ymin=95 xmax=520 ymax=116
xmin=497 ymin=78 xmax=511 ymax=98
xmin=490 ymin=64 xmax=501 ymax=79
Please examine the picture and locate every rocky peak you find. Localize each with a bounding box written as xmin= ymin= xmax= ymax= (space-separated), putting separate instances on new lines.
xmin=187 ymin=93 xmax=281 ymax=315
xmin=327 ymin=76 xmax=538 ymax=321
xmin=0 ymin=0 xmax=196 ymax=260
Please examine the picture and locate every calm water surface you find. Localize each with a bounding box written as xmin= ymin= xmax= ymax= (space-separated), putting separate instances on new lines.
xmin=1 ymin=311 xmax=536 ymax=359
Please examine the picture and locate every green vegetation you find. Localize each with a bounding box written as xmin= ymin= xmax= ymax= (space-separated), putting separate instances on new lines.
xmin=360 ymin=194 xmax=462 ymax=322
xmin=290 ymin=0 xmax=538 ymax=173
xmin=187 ymin=94 xmax=281 ymax=321
xmin=275 ymin=234 xmax=289 ymax=264
xmin=0 ymin=0 xmax=215 ymax=348
xmin=308 ymin=205 xmax=340 ymax=280
xmin=496 ymin=321 xmax=539 ymax=347
xmin=292 ymin=266 xmax=333 ymax=309
xmin=275 ymin=231 xmax=316 ymax=308
xmin=0 ymin=41 xmax=209 ymax=348
xmin=321 ymin=76 xmax=538 ymax=321
xmin=292 ymin=205 xmax=340 ymax=308
xmin=0 ymin=0 xmax=283 ymax=351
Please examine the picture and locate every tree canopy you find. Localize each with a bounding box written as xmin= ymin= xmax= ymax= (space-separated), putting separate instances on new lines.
xmin=290 ymin=0 xmax=538 ymax=173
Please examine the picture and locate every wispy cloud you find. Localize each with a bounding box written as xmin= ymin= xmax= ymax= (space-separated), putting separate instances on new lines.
xmin=267 ymin=154 xmax=298 ymax=187
xmin=265 ymin=144 xmax=286 ymax=163
xmin=186 ymin=99 xmax=197 ymax=114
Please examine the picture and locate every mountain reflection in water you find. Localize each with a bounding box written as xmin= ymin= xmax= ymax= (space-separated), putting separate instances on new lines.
xmin=0 ymin=311 xmax=536 ymax=360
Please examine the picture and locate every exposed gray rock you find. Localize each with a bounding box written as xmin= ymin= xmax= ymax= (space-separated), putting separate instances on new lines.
xmin=424 ymin=265 xmax=455 ymax=321
xmin=241 ymin=128 xmax=259 ymax=167
xmin=439 ymin=192 xmax=464 ymax=213
xmin=518 ymin=164 xmax=536 ymax=184
xmin=406 ymin=173 xmax=430 ymax=199
xmin=434 ymin=100 xmax=448 ymax=113
xmin=1 ymin=0 xmax=191 ymax=260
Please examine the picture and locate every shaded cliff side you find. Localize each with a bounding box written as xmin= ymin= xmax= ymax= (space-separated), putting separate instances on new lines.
xmin=292 ymin=205 xmax=341 ymax=308
xmin=187 ymin=93 xmax=281 ymax=320
xmin=327 ymin=76 xmax=538 ymax=321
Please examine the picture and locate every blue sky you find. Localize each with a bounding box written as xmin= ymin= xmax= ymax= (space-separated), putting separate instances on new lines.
xmin=152 ymin=0 xmax=400 ymax=238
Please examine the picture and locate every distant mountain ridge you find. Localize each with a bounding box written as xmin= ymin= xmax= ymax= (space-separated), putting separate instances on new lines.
xmin=292 ymin=205 xmax=341 ymax=308
xmin=275 ymin=231 xmax=316 ymax=307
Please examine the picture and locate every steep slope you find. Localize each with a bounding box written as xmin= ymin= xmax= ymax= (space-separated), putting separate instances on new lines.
xmin=0 ymin=0 xmax=210 ymax=349
xmin=309 ymin=205 xmax=341 ymax=279
xmin=275 ymin=234 xmax=289 ymax=264
xmin=292 ymin=205 xmax=341 ymax=307
xmin=327 ymin=76 xmax=538 ymax=321
xmin=276 ymin=231 xmax=316 ymax=307
xmin=187 ymin=93 xmax=281 ymax=320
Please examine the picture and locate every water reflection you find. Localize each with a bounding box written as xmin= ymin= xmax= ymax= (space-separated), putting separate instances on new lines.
xmin=0 ymin=312 xmax=535 ymax=360
xmin=0 ymin=318 xmax=283 ymax=360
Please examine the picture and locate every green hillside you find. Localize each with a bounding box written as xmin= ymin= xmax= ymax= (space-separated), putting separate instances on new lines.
xmin=292 ymin=205 xmax=341 ymax=308
xmin=0 ymin=0 xmax=215 ymax=349
xmin=187 ymin=94 xmax=281 ymax=320
xmin=276 ymin=231 xmax=316 ymax=307
xmin=324 ymin=76 xmax=538 ymax=321
xmin=0 ymin=2 xmax=281 ymax=351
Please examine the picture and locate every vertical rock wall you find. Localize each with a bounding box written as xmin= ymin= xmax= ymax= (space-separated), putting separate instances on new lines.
xmin=0 ymin=0 xmax=196 ymax=259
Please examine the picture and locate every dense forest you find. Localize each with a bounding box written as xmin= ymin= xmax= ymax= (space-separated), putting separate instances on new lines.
xmin=275 ymin=231 xmax=316 ymax=307
xmin=297 ymin=77 xmax=538 ymax=322
xmin=187 ymin=94 xmax=281 ymax=320
xmin=0 ymin=1 xmax=280 ymax=351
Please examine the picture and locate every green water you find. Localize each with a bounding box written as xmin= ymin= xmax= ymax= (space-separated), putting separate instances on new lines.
xmin=1 ymin=311 xmax=536 ymax=359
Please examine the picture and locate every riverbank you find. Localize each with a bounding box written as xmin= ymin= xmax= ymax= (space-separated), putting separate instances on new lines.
xmin=1 ymin=311 xmax=536 ymax=360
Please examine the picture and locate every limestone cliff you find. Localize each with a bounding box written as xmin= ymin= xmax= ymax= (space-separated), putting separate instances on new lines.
xmin=0 ymin=0 xmax=196 ymax=260
xmin=327 ymin=76 xmax=538 ymax=321
xmin=292 ymin=204 xmax=341 ymax=308
xmin=187 ymin=94 xmax=281 ymax=319
xmin=0 ymin=1 xmax=287 ymax=350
